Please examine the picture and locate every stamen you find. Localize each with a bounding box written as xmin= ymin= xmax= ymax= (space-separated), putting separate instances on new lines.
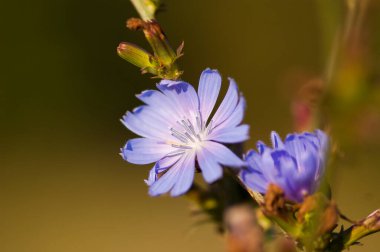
xmin=179 ymin=120 xmax=194 ymax=136
xmin=171 ymin=144 xmax=192 ymax=149
xmin=170 ymin=128 xmax=188 ymax=143
xmin=185 ymin=132 xmax=195 ymax=142
xmin=170 ymin=114 xmax=205 ymax=148
xmin=196 ymin=115 xmax=202 ymax=132
xmin=187 ymin=119 xmax=195 ymax=132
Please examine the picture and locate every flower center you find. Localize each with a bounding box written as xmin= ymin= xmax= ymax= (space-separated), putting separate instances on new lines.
xmin=169 ymin=113 xmax=213 ymax=151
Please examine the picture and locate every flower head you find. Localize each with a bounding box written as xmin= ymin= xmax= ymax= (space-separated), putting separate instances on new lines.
xmin=121 ymin=69 xmax=249 ymax=196
xmin=240 ymin=130 xmax=328 ymax=203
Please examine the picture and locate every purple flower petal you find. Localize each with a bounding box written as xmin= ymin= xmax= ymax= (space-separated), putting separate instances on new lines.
xmin=149 ymin=152 xmax=195 ymax=197
xmin=203 ymin=141 xmax=245 ymax=167
xmin=170 ymin=151 xmax=196 ymax=196
xmin=144 ymin=167 xmax=157 ymax=186
xmin=240 ymin=169 xmax=267 ymax=193
xmin=206 ymin=124 xmax=249 ymax=143
xmin=122 ymin=138 xmax=175 ymax=164
xmin=136 ymin=89 xmax=182 ymax=120
xmin=155 ymin=155 xmax=182 ymax=174
xmin=157 ymin=80 xmax=199 ymax=120
xmin=214 ymin=95 xmax=246 ymax=130
xmin=197 ymin=147 xmax=223 ymax=183
xmin=121 ymin=109 xmax=172 ymax=141
xmin=198 ymin=69 xmax=221 ymax=123
xmin=271 ymin=131 xmax=285 ymax=148
xmin=210 ymin=78 xmax=239 ymax=128
xmin=149 ymin=155 xmax=186 ymax=196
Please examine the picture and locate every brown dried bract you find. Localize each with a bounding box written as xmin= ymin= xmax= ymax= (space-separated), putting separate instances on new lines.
xmin=144 ymin=20 xmax=167 ymax=40
xmin=297 ymin=195 xmax=318 ymax=222
xmin=318 ymin=201 xmax=338 ymax=234
xmin=126 ymin=18 xmax=146 ymax=30
xmin=262 ymin=184 xmax=286 ymax=216
xmin=297 ymin=194 xmax=339 ymax=235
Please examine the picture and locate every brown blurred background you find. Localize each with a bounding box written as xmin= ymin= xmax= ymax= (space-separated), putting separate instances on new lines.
xmin=1 ymin=0 xmax=379 ymax=251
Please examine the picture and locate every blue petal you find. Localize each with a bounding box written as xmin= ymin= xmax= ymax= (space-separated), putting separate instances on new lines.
xmin=170 ymin=151 xmax=196 ymax=196
xmin=245 ymin=149 xmax=264 ymax=172
xmin=210 ymin=78 xmax=239 ymax=128
xmin=198 ymin=69 xmax=222 ymax=123
xmin=144 ymin=167 xmax=157 ymax=186
xmin=157 ymin=80 xmax=199 ymax=120
xmin=149 ymin=154 xmax=186 ymax=196
xmin=284 ymin=134 xmax=306 ymax=166
xmin=121 ymin=111 xmax=155 ymax=139
xmin=315 ymin=130 xmax=329 ymax=151
xmin=154 ymin=155 xmax=181 ymax=174
xmin=257 ymin=148 xmax=278 ymax=182
xmin=214 ymin=95 xmax=246 ymax=130
xmin=270 ymin=150 xmax=297 ymax=176
xmin=202 ymin=141 xmax=245 ymax=167
xmin=256 ymin=141 xmax=268 ymax=154
xmin=136 ymin=89 xmax=182 ymax=120
xmin=240 ymin=169 xmax=268 ymax=193
xmin=206 ymin=124 xmax=249 ymax=143
xmin=295 ymin=147 xmax=319 ymax=185
xmin=271 ymin=131 xmax=285 ymax=149
xmin=197 ymin=147 xmax=223 ymax=183
xmin=121 ymin=108 xmax=172 ymax=140
xmin=158 ymin=80 xmax=189 ymax=94
xmin=122 ymin=138 xmax=174 ymax=164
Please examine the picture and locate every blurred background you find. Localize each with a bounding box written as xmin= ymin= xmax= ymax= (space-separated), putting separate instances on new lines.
xmin=1 ymin=0 xmax=379 ymax=251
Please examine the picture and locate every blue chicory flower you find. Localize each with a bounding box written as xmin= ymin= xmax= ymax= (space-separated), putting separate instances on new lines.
xmin=121 ymin=69 xmax=249 ymax=196
xmin=240 ymin=130 xmax=328 ymax=203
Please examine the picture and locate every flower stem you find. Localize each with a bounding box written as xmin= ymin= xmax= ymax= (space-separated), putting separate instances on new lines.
xmin=130 ymin=0 xmax=158 ymax=21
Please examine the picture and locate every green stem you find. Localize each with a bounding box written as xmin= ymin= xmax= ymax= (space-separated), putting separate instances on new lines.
xmin=130 ymin=0 xmax=158 ymax=21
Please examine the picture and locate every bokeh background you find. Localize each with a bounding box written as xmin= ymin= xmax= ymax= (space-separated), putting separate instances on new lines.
xmin=1 ymin=0 xmax=380 ymax=251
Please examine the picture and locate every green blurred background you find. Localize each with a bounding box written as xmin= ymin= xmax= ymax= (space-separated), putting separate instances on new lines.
xmin=1 ymin=0 xmax=379 ymax=251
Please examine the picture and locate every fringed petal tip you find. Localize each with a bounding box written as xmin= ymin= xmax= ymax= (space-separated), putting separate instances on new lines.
xmin=270 ymin=131 xmax=284 ymax=149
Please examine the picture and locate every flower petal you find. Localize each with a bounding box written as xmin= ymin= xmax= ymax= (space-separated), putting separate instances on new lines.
xmin=122 ymin=138 xmax=175 ymax=164
xmin=198 ymin=69 xmax=221 ymax=123
xmin=206 ymin=124 xmax=249 ymax=143
xmin=154 ymin=155 xmax=182 ymax=174
xmin=210 ymin=78 xmax=239 ymax=128
xmin=136 ymin=89 xmax=182 ymax=120
xmin=214 ymin=95 xmax=246 ymax=130
xmin=197 ymin=147 xmax=223 ymax=183
xmin=245 ymin=150 xmax=264 ymax=171
xmin=271 ymin=131 xmax=285 ymax=148
xmin=149 ymin=155 xmax=186 ymax=196
xmin=170 ymin=151 xmax=196 ymax=196
xmin=149 ymin=152 xmax=195 ymax=197
xmin=121 ymin=107 xmax=171 ymax=140
xmin=240 ymin=169 xmax=268 ymax=193
xmin=202 ymin=141 xmax=245 ymax=167
xmin=157 ymin=80 xmax=199 ymax=120
xmin=144 ymin=167 xmax=157 ymax=186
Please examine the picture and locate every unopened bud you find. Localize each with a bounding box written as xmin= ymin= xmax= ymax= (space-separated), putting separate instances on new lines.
xmin=142 ymin=20 xmax=177 ymax=66
xmin=117 ymin=42 xmax=157 ymax=75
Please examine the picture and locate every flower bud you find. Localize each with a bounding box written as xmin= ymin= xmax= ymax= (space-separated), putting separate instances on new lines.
xmin=140 ymin=20 xmax=177 ymax=66
xmin=117 ymin=42 xmax=157 ymax=75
